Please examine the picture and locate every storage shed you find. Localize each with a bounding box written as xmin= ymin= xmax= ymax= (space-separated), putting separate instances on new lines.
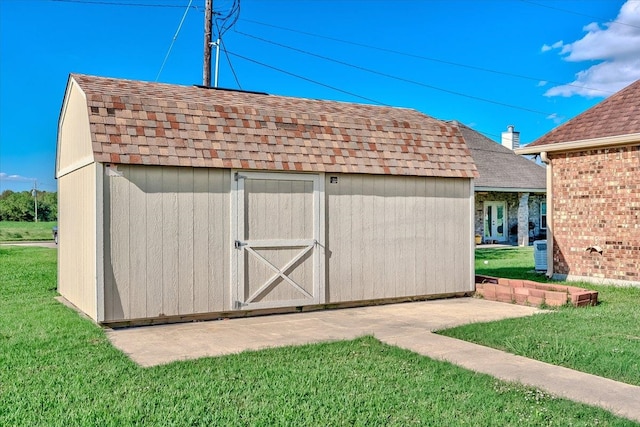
xmin=56 ymin=74 xmax=478 ymax=325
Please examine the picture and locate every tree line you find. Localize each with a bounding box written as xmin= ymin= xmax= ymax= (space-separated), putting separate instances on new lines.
xmin=0 ymin=190 xmax=57 ymax=222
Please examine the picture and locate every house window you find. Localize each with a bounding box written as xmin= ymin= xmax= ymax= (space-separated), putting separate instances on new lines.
xmin=540 ymin=201 xmax=547 ymax=230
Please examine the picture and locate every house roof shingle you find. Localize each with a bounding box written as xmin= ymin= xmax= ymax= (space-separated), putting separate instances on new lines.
xmin=528 ymin=79 xmax=640 ymax=148
xmin=453 ymin=121 xmax=546 ymax=191
xmin=69 ymin=74 xmax=477 ymax=178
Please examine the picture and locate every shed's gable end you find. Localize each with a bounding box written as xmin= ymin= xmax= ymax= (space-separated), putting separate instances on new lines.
xmin=57 ymin=78 xmax=95 ymax=178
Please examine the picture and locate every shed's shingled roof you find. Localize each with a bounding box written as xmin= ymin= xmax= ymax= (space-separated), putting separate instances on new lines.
xmin=528 ymin=79 xmax=640 ymax=148
xmin=69 ymin=74 xmax=477 ymax=178
xmin=453 ymin=122 xmax=545 ymax=191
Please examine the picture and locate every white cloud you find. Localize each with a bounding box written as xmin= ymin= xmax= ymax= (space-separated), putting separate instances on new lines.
xmin=582 ymin=22 xmax=601 ymax=33
xmin=544 ymin=1 xmax=640 ymax=98
xmin=0 ymin=172 xmax=34 ymax=182
xmin=537 ymin=80 xmax=548 ymax=87
xmin=546 ymin=113 xmax=564 ymax=124
xmin=541 ymin=40 xmax=564 ymax=52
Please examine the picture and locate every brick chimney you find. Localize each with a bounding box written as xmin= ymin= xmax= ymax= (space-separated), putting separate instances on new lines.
xmin=501 ymin=125 xmax=520 ymax=150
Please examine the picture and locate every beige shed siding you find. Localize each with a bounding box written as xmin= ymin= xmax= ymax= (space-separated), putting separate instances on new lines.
xmin=103 ymin=165 xmax=230 ymax=322
xmin=57 ymin=81 xmax=93 ymax=176
xmin=326 ymin=174 xmax=472 ymax=302
xmin=58 ymin=163 xmax=98 ymax=319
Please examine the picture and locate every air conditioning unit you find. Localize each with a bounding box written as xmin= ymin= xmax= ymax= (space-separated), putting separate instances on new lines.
xmin=533 ymin=240 xmax=547 ymax=271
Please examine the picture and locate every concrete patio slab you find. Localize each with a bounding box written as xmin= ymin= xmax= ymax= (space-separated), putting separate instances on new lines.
xmin=106 ymin=297 xmax=640 ymax=423
xmin=106 ymin=298 xmax=541 ymax=367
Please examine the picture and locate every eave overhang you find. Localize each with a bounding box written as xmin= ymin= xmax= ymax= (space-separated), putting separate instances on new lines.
xmin=516 ymin=133 xmax=640 ymax=155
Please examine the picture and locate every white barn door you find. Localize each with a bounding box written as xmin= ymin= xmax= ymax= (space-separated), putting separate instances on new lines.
xmin=232 ymin=172 xmax=323 ymax=310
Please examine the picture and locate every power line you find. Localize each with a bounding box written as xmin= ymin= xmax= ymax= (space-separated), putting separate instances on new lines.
xmin=33 ymin=0 xmax=620 ymax=97
xmin=519 ymin=0 xmax=640 ymax=30
xmin=156 ymin=0 xmax=193 ymax=82
xmin=51 ymin=0 xmax=199 ymax=8
xmin=225 ymin=51 xmax=389 ymax=106
xmin=220 ymin=38 xmax=242 ymax=89
xmin=227 ymin=48 xmax=509 ymax=141
xmin=235 ymin=30 xmax=557 ymax=117
xmin=213 ymin=0 xmax=240 ymax=39
xmin=238 ymin=18 xmax=615 ymax=96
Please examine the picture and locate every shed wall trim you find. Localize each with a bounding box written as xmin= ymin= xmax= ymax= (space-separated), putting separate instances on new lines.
xmin=96 ymin=163 xmax=105 ymax=322
xmin=57 ymin=157 xmax=95 ymax=179
xmin=469 ymin=179 xmax=475 ymax=291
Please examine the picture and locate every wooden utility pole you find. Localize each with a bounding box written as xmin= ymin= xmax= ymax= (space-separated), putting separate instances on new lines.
xmin=203 ymin=0 xmax=213 ymax=86
xmin=32 ymin=180 xmax=38 ymax=223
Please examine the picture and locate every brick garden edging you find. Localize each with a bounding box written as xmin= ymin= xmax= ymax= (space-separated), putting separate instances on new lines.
xmin=475 ymin=275 xmax=598 ymax=307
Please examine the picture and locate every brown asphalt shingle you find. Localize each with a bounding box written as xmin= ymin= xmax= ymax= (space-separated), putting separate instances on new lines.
xmin=453 ymin=122 xmax=545 ymax=191
xmin=528 ymin=79 xmax=640 ymax=147
xmin=69 ymin=74 xmax=477 ymax=178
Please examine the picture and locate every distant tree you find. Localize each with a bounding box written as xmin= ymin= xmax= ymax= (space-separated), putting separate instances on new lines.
xmin=39 ymin=191 xmax=57 ymax=221
xmin=0 ymin=191 xmax=57 ymax=221
xmin=0 ymin=190 xmax=15 ymax=200
xmin=0 ymin=191 xmax=33 ymax=221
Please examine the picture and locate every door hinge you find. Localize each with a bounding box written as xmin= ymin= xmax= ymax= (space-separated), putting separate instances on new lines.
xmin=234 ymin=300 xmax=248 ymax=309
xmin=234 ymin=240 xmax=246 ymax=249
xmin=234 ymin=172 xmax=246 ymax=181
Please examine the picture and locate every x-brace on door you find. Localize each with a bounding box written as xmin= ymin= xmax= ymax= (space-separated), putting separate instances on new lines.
xmin=232 ymin=172 xmax=323 ymax=310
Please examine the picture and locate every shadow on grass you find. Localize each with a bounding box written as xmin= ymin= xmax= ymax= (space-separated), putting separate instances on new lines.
xmin=475 ymin=247 xmax=527 ymax=258
xmin=475 ymin=267 xmax=553 ymax=282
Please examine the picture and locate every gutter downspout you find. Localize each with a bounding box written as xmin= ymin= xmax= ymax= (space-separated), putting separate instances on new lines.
xmin=540 ymin=152 xmax=553 ymax=278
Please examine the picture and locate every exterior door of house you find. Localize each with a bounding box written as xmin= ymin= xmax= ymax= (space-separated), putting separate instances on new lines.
xmin=484 ymin=201 xmax=506 ymax=242
xmin=231 ymin=172 xmax=323 ymax=310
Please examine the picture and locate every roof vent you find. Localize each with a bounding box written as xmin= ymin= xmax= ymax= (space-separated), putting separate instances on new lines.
xmin=193 ymin=85 xmax=269 ymax=96
xmin=501 ymin=125 xmax=520 ymax=150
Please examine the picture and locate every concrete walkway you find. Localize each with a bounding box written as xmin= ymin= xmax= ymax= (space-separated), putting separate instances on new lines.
xmin=0 ymin=241 xmax=57 ymax=248
xmin=107 ymin=298 xmax=640 ymax=423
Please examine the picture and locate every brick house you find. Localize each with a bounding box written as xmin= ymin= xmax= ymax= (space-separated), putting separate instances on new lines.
xmin=517 ymin=79 xmax=640 ymax=286
xmin=453 ymin=122 xmax=546 ymax=246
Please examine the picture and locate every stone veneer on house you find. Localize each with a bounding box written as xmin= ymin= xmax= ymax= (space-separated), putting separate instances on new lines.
xmin=551 ymin=145 xmax=640 ymax=285
xmin=474 ymin=192 xmax=546 ymax=243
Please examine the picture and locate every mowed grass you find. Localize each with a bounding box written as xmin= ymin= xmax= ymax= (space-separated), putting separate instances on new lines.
xmin=439 ymin=247 xmax=640 ymax=386
xmin=0 ymin=221 xmax=57 ymax=242
xmin=1 ymin=247 xmax=636 ymax=426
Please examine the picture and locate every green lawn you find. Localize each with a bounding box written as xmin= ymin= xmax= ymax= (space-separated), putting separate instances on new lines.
xmin=0 ymin=221 xmax=57 ymax=242
xmin=438 ymin=247 xmax=640 ymax=386
xmin=1 ymin=246 xmax=635 ymax=426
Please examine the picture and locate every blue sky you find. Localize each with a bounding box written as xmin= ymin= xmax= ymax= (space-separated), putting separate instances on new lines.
xmin=1 ymin=0 xmax=638 ymax=192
